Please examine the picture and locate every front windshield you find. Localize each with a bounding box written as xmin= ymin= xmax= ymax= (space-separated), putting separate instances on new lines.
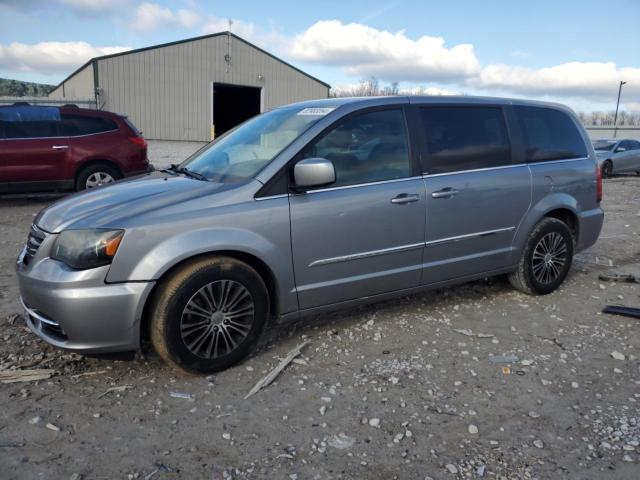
xmin=593 ymin=140 xmax=616 ymax=151
xmin=180 ymin=106 xmax=335 ymax=183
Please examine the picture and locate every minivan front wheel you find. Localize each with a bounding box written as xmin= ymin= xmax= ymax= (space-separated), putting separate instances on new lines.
xmin=149 ymin=256 xmax=269 ymax=374
xmin=509 ymin=217 xmax=574 ymax=295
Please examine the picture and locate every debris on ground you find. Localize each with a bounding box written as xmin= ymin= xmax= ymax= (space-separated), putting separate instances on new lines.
xmin=96 ymin=385 xmax=133 ymax=399
xmin=603 ymin=305 xmax=640 ymax=319
xmin=610 ymin=351 xmax=626 ymax=361
xmin=244 ymin=341 xmax=310 ymax=399
xmin=453 ymin=328 xmax=494 ymax=338
xmin=70 ymin=369 xmax=108 ymax=379
xmin=327 ymin=433 xmax=355 ymax=449
xmin=0 ymin=368 xmax=55 ymax=383
xmin=169 ymin=391 xmax=194 ymax=400
xmin=598 ymin=273 xmax=639 ymax=283
xmin=45 ymin=423 xmax=61 ymax=432
xmin=488 ymin=354 xmax=519 ymax=364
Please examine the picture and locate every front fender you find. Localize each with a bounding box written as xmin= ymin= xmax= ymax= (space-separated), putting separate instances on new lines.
xmin=105 ymin=196 xmax=298 ymax=315
xmin=115 ymin=227 xmax=282 ymax=281
xmin=512 ymin=192 xmax=578 ymax=254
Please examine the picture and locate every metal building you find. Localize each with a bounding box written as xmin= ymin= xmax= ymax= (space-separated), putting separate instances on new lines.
xmin=49 ymin=32 xmax=330 ymax=141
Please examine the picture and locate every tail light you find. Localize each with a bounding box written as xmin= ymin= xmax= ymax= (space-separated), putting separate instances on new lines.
xmin=596 ymin=163 xmax=602 ymax=202
xmin=128 ymin=136 xmax=147 ymax=149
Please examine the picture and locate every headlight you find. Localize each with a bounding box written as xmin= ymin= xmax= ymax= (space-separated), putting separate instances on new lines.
xmin=51 ymin=229 xmax=124 ymax=270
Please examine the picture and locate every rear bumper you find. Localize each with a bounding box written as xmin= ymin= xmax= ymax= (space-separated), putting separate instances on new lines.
xmin=16 ymin=248 xmax=154 ymax=353
xmin=577 ymin=207 xmax=605 ymax=252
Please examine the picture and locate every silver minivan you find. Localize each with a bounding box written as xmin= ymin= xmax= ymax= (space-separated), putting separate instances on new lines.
xmin=16 ymin=96 xmax=604 ymax=373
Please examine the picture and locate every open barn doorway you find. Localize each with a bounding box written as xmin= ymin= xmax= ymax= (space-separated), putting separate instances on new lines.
xmin=212 ymin=83 xmax=261 ymax=138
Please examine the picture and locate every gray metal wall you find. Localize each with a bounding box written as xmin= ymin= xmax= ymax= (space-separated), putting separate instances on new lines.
xmin=49 ymin=64 xmax=96 ymax=100
xmin=95 ymin=35 xmax=329 ymax=141
xmin=585 ymin=126 xmax=640 ymax=141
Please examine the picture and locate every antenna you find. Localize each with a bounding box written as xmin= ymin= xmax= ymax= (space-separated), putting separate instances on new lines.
xmin=225 ymin=19 xmax=233 ymax=73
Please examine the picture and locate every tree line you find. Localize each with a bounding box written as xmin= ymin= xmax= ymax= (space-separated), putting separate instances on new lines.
xmin=331 ymin=78 xmax=640 ymax=126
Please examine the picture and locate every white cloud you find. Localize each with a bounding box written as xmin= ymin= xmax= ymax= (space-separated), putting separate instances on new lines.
xmin=288 ymin=20 xmax=480 ymax=83
xmin=624 ymin=102 xmax=640 ymax=113
xmin=2 ymin=5 xmax=636 ymax=112
xmin=0 ymin=41 xmax=130 ymax=74
xmin=201 ymin=16 xmax=256 ymax=39
xmin=59 ymin=0 xmax=132 ymax=14
xmin=400 ymin=86 xmax=459 ymax=96
xmin=474 ymin=62 xmax=640 ymax=101
xmin=131 ymin=2 xmax=199 ymax=32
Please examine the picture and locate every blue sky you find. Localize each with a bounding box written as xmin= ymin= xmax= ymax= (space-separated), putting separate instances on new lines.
xmin=1 ymin=0 xmax=639 ymax=112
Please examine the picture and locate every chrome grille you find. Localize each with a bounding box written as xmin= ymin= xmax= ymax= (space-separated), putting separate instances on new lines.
xmin=24 ymin=224 xmax=48 ymax=265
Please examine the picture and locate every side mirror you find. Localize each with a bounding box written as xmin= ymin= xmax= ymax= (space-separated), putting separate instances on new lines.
xmin=615 ymin=147 xmax=626 ymax=153
xmin=293 ymin=158 xmax=335 ymax=190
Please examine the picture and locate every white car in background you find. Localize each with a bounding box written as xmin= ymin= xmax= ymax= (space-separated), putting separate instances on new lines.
xmin=593 ymin=138 xmax=640 ymax=178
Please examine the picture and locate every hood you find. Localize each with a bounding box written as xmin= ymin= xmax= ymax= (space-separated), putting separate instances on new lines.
xmin=36 ymin=171 xmax=240 ymax=233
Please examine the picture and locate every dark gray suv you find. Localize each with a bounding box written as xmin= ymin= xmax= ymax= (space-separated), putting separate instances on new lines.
xmin=16 ymin=96 xmax=604 ymax=373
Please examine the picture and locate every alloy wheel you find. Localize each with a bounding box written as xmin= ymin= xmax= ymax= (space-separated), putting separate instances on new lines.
xmin=86 ymin=171 xmax=115 ymax=188
xmin=532 ymin=232 xmax=568 ymax=285
xmin=180 ymin=280 xmax=255 ymax=359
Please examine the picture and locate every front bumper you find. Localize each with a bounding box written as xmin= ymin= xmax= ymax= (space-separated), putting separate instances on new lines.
xmin=16 ymin=246 xmax=154 ymax=354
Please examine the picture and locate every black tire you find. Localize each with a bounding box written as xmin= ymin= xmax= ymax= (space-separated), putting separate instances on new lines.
xmin=149 ymin=256 xmax=269 ymax=374
xmin=508 ymin=217 xmax=574 ymax=295
xmin=75 ymin=163 xmax=122 ymax=191
xmin=601 ymin=160 xmax=613 ymax=179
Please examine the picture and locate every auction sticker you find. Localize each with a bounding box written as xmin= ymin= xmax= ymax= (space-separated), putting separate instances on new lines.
xmin=297 ymin=107 xmax=336 ymax=116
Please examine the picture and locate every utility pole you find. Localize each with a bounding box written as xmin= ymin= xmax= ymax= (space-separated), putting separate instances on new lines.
xmin=613 ymin=81 xmax=627 ymax=138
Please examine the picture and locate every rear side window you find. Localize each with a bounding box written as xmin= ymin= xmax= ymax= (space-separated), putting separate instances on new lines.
xmin=61 ymin=114 xmax=118 ymax=136
xmin=515 ymin=106 xmax=587 ymax=162
xmin=123 ymin=117 xmax=141 ymax=135
xmin=419 ymin=106 xmax=511 ymax=174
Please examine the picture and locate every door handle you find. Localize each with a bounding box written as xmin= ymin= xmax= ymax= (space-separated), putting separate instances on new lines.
xmin=431 ymin=188 xmax=459 ymax=199
xmin=52 ymin=145 xmax=69 ymax=150
xmin=391 ymin=193 xmax=420 ymax=204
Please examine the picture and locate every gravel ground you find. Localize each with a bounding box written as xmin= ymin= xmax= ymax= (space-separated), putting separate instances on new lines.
xmin=0 ymin=177 xmax=639 ymax=479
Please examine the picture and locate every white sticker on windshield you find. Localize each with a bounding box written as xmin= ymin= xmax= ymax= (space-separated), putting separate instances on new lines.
xmin=297 ymin=107 xmax=336 ymax=116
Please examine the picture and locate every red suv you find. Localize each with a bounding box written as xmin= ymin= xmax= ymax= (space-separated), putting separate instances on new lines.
xmin=0 ymin=104 xmax=150 ymax=193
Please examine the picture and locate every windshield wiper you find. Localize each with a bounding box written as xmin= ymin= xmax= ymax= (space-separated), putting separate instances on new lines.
xmin=176 ymin=166 xmax=208 ymax=182
xmin=161 ymin=163 xmax=180 ymax=175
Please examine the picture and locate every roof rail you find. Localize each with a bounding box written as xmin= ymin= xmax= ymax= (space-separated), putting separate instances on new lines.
xmin=12 ymin=101 xmax=30 ymax=106
xmin=62 ymin=104 xmax=79 ymax=108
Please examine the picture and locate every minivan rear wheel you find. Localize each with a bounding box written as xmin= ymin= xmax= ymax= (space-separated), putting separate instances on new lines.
xmin=76 ymin=163 xmax=122 ymax=191
xmin=149 ymin=256 xmax=269 ymax=374
xmin=508 ymin=217 xmax=574 ymax=295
